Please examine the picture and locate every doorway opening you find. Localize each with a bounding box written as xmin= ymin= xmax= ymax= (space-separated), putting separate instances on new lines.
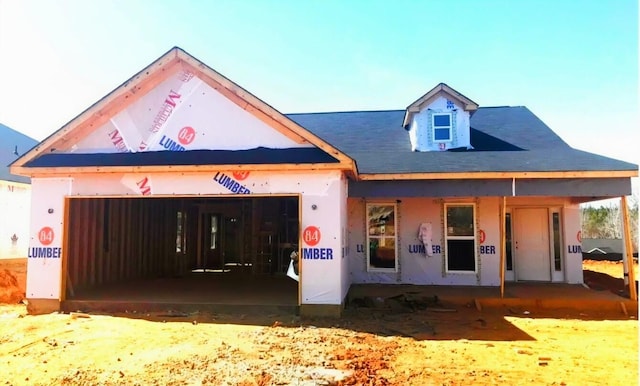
xmin=63 ymin=196 xmax=300 ymax=311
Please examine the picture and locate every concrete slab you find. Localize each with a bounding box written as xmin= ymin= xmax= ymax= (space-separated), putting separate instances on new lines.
xmin=62 ymin=272 xmax=299 ymax=315
xmin=347 ymin=283 xmax=638 ymax=315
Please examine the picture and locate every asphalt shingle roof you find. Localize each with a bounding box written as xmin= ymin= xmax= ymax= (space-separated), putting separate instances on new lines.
xmin=287 ymin=107 xmax=638 ymax=175
xmin=1 ymin=123 xmax=38 ymax=183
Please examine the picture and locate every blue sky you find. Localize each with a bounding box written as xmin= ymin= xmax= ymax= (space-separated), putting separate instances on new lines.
xmin=0 ymin=0 xmax=638 ymax=176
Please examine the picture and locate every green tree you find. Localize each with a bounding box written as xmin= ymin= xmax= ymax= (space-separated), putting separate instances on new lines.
xmin=581 ymin=195 xmax=639 ymax=252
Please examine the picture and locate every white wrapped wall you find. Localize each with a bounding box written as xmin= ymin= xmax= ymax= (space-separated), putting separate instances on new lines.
xmin=563 ymin=204 xmax=583 ymax=284
xmin=408 ymin=96 xmax=472 ymax=152
xmin=0 ymin=180 xmax=31 ymax=258
xmin=348 ymin=196 xmax=582 ymax=286
xmin=72 ymin=70 xmax=311 ymax=154
xmin=27 ymin=170 xmax=347 ymax=305
xmin=26 ymin=178 xmax=71 ymax=299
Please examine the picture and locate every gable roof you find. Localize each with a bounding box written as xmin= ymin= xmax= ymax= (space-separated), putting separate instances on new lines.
xmin=288 ymin=107 xmax=638 ymax=179
xmin=0 ymin=123 xmax=38 ymax=184
xmin=403 ymin=83 xmax=479 ymax=127
xmin=10 ymin=47 xmax=355 ymax=175
xmin=6 ymin=47 xmax=638 ymax=182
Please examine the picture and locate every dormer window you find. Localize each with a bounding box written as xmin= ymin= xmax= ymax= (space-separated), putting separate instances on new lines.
xmin=404 ymin=83 xmax=478 ymax=152
xmin=432 ymin=113 xmax=452 ymax=142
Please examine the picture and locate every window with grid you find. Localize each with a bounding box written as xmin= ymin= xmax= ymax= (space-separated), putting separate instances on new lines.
xmin=367 ymin=204 xmax=397 ymax=272
xmin=432 ymin=113 xmax=452 ymax=142
xmin=444 ymin=204 xmax=477 ymax=272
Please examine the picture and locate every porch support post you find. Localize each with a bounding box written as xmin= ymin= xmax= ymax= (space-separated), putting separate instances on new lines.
xmin=621 ymin=196 xmax=637 ymax=301
xmin=499 ymin=196 xmax=506 ymax=298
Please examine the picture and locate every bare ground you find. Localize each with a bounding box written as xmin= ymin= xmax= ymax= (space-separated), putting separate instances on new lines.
xmin=0 ymin=259 xmax=637 ymax=385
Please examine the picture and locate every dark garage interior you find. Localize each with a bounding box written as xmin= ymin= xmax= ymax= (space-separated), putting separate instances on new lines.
xmin=62 ymin=196 xmax=300 ymax=312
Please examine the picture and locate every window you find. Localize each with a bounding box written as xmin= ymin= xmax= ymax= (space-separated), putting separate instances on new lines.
xmin=210 ymin=214 xmax=218 ymax=250
xmin=552 ymin=211 xmax=562 ymax=271
xmin=432 ymin=113 xmax=452 ymax=142
xmin=176 ymin=211 xmax=188 ymax=253
xmin=505 ymin=212 xmax=513 ymax=270
xmin=444 ymin=204 xmax=476 ymax=272
xmin=367 ymin=204 xmax=397 ymax=271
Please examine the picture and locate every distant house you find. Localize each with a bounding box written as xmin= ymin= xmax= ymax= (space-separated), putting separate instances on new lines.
xmin=582 ymin=238 xmax=637 ymax=260
xmin=0 ymin=123 xmax=38 ymax=258
xmin=9 ymin=47 xmax=639 ymax=316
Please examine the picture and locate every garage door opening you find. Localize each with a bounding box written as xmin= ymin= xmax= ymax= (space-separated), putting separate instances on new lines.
xmin=62 ymin=196 xmax=300 ymax=313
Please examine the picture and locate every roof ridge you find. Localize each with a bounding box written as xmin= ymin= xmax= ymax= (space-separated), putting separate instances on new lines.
xmin=286 ymin=109 xmax=405 ymax=116
xmin=286 ymin=106 xmax=529 ymax=116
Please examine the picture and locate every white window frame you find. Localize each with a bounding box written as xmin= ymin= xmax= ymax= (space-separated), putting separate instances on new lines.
xmin=444 ymin=203 xmax=477 ymax=273
xmin=505 ymin=209 xmax=513 ymax=272
xmin=549 ymin=207 xmax=564 ymax=273
xmin=432 ymin=112 xmax=453 ymax=143
xmin=366 ymin=203 xmax=398 ymax=273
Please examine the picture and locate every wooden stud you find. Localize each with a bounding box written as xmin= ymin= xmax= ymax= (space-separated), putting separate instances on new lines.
xmin=107 ymin=199 xmax=114 ymax=283
xmin=136 ymin=199 xmax=143 ymax=278
xmin=96 ymin=198 xmax=104 ymax=286
xmin=621 ymin=196 xmax=637 ymax=301
xmin=60 ymin=197 xmax=71 ymax=300
xmin=144 ymin=200 xmax=150 ymax=278
xmin=162 ymin=200 xmax=169 ymax=275
xmin=85 ymin=199 xmax=93 ymax=288
xmin=152 ymin=200 xmax=160 ymax=275
xmin=500 ymin=196 xmax=507 ymax=298
xmin=148 ymin=200 xmax=154 ymax=276
xmin=145 ymin=200 xmax=151 ymax=277
xmin=138 ymin=200 xmax=145 ymax=278
xmin=297 ymin=193 xmax=302 ymax=306
xmin=125 ymin=199 xmax=130 ymax=280
xmin=72 ymin=200 xmax=82 ymax=289
xmin=78 ymin=199 xmax=88 ymax=290
xmin=119 ymin=199 xmax=127 ymax=280
xmin=126 ymin=199 xmax=132 ymax=279
xmin=105 ymin=199 xmax=112 ymax=284
xmin=118 ymin=199 xmax=123 ymax=280
xmin=196 ymin=207 xmax=203 ymax=270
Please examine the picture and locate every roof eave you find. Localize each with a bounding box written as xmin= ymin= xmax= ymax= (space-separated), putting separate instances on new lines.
xmin=357 ymin=170 xmax=639 ymax=181
xmin=11 ymin=162 xmax=354 ymax=177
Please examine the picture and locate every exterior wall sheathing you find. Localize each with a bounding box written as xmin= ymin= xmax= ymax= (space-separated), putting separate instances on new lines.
xmin=27 ymin=170 xmax=348 ymax=307
xmin=348 ymin=196 xmax=583 ymax=286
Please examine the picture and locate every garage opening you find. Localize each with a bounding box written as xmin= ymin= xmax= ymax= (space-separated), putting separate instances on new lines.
xmin=62 ymin=196 xmax=300 ymax=313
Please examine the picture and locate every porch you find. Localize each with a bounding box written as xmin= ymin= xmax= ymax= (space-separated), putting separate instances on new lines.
xmin=347 ymin=282 xmax=638 ymax=315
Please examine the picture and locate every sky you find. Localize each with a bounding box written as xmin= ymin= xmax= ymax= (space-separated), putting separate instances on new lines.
xmin=0 ymin=0 xmax=638 ymax=186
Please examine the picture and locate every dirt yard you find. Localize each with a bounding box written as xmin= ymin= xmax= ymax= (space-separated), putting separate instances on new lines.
xmin=0 ymin=259 xmax=637 ymax=385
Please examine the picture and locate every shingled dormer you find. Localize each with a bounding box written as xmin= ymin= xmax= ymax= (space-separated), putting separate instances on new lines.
xmin=403 ymin=83 xmax=478 ymax=152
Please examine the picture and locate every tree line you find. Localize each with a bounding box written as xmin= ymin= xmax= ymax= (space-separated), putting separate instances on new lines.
xmin=581 ymin=195 xmax=638 ymax=251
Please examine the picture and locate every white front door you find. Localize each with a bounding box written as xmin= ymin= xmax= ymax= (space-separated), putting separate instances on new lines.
xmin=514 ymin=208 xmax=551 ymax=281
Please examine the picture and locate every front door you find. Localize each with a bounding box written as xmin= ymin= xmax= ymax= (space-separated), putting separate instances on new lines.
xmin=514 ymin=208 xmax=551 ymax=281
